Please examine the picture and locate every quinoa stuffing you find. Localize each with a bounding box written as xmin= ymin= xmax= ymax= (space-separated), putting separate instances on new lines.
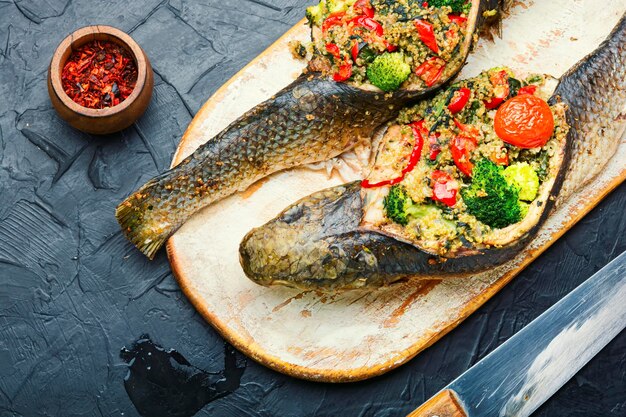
xmin=304 ymin=0 xmax=471 ymax=91
xmin=361 ymin=67 xmax=570 ymax=255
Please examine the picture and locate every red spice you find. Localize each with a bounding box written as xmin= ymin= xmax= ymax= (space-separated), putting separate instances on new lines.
xmin=61 ymin=40 xmax=138 ymax=109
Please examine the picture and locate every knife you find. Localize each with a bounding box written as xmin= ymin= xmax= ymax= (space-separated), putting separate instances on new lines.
xmin=407 ymin=251 xmax=626 ymax=417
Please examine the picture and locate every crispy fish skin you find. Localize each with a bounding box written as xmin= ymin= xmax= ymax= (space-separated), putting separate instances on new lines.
xmin=116 ymin=0 xmax=503 ymax=259
xmin=239 ymin=14 xmax=626 ymax=291
xmin=118 ymin=74 xmax=407 ymax=258
xmin=239 ymin=181 xmax=532 ymax=291
xmin=555 ymin=14 xmax=626 ymax=202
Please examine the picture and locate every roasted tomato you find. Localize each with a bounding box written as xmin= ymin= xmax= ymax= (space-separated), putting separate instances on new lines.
xmin=494 ymin=95 xmax=555 ymax=148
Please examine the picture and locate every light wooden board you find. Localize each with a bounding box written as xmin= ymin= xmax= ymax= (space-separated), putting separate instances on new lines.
xmin=167 ymin=0 xmax=626 ymax=382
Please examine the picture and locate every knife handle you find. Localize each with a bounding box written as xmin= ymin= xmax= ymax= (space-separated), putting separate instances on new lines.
xmin=407 ymin=389 xmax=467 ymax=417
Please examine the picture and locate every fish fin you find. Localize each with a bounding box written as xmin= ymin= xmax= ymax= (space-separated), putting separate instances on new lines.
xmin=476 ymin=0 xmax=506 ymax=41
xmin=115 ymin=194 xmax=165 ymax=260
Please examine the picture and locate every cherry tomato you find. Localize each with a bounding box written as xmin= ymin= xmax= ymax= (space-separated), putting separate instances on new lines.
xmin=494 ymin=94 xmax=555 ymax=149
xmin=353 ymin=0 xmax=375 ymax=18
xmin=414 ymin=19 xmax=439 ymax=53
xmin=518 ymin=85 xmax=537 ymax=95
xmin=431 ymin=170 xmax=458 ymax=207
xmin=351 ymin=41 xmax=360 ymax=61
xmin=415 ymin=57 xmax=446 ymax=87
xmin=450 ymin=135 xmax=477 ymax=176
xmin=448 ymin=87 xmax=471 ymax=114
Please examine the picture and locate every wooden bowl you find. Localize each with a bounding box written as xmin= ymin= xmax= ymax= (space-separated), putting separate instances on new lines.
xmin=48 ymin=25 xmax=154 ymax=135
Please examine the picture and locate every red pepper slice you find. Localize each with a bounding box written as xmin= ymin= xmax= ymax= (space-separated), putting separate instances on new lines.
xmin=384 ymin=41 xmax=398 ymax=52
xmin=322 ymin=12 xmax=346 ymax=33
xmin=484 ymin=96 xmax=504 ymax=110
xmin=412 ymin=119 xmax=426 ymax=130
xmin=361 ymin=176 xmax=404 ymax=188
xmin=429 ymin=134 xmax=441 ymax=160
xmin=447 ymin=87 xmax=471 ymax=114
xmin=325 ymin=43 xmax=341 ymax=60
xmin=518 ymin=85 xmax=537 ymax=95
xmin=414 ymin=19 xmax=439 ymax=53
xmin=412 ymin=120 xmax=440 ymax=160
xmin=353 ymin=0 xmax=375 ymax=18
xmin=348 ymin=16 xmax=384 ymax=37
xmin=450 ymin=135 xmax=477 ymax=176
xmin=333 ymin=63 xmax=353 ymax=82
xmin=414 ymin=57 xmax=446 ymax=87
xmin=483 ymin=70 xmax=510 ymax=109
xmin=447 ymin=14 xmax=467 ymax=26
xmin=351 ymin=41 xmax=360 ymax=62
xmin=431 ymin=170 xmax=458 ymax=207
xmin=362 ymin=123 xmax=425 ymax=188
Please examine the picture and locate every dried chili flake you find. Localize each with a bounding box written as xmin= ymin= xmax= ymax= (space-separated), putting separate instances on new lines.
xmin=61 ymin=40 xmax=138 ymax=109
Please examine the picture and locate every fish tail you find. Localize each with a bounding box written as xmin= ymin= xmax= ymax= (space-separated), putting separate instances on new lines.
xmin=116 ymin=178 xmax=170 ymax=260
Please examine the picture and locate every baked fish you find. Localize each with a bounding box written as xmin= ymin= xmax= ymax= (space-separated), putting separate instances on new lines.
xmin=239 ymin=14 xmax=626 ymax=291
xmin=117 ymin=0 xmax=503 ymax=258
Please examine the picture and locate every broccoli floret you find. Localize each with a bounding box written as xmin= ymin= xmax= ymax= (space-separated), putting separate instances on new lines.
xmin=503 ymin=162 xmax=539 ymax=202
xmin=307 ymin=0 xmax=358 ymax=25
xmin=327 ymin=0 xmax=357 ymax=13
xmin=519 ymin=201 xmax=530 ymax=219
xmin=429 ymin=0 xmax=470 ymax=13
xmin=306 ymin=0 xmax=327 ymax=26
xmin=461 ymin=159 xmax=522 ymax=229
xmin=383 ymin=185 xmax=412 ymax=225
xmin=366 ymin=52 xmax=411 ymax=92
xmin=306 ymin=3 xmax=325 ymax=26
xmin=383 ymin=185 xmax=438 ymax=225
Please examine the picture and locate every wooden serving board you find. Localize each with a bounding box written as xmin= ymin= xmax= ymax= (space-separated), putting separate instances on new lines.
xmin=167 ymin=0 xmax=626 ymax=382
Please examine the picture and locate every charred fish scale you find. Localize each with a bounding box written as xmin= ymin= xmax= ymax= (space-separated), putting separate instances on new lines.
xmin=240 ymin=14 xmax=626 ymax=291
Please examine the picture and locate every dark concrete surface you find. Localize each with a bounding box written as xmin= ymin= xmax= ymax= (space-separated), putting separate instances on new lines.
xmin=0 ymin=1 xmax=624 ymax=416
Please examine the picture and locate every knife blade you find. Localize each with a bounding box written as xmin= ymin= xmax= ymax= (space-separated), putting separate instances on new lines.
xmin=407 ymin=251 xmax=626 ymax=417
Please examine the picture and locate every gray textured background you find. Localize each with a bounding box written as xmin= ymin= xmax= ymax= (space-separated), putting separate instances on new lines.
xmin=0 ymin=0 xmax=624 ymax=416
